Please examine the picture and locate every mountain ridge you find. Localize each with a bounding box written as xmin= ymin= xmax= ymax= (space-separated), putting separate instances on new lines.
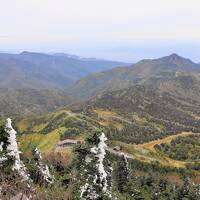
xmin=0 ymin=51 xmax=128 ymax=90
xmin=67 ymin=53 xmax=200 ymax=97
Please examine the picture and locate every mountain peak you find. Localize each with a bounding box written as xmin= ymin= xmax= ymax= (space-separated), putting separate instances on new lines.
xmin=169 ymin=53 xmax=180 ymax=58
xmin=159 ymin=53 xmax=194 ymax=65
xmin=167 ymin=53 xmax=183 ymax=61
xmin=163 ymin=53 xmax=183 ymax=60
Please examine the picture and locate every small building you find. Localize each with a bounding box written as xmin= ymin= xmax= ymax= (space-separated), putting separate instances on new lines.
xmin=57 ymin=139 xmax=80 ymax=148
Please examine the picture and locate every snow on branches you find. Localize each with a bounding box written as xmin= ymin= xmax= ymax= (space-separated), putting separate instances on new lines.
xmin=3 ymin=118 xmax=30 ymax=181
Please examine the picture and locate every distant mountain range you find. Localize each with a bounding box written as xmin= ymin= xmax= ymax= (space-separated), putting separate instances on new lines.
xmin=68 ymin=54 xmax=200 ymax=97
xmin=1 ymin=52 xmax=200 ymax=119
xmin=0 ymin=51 xmax=128 ymax=89
xmin=0 ymin=51 xmax=127 ymax=118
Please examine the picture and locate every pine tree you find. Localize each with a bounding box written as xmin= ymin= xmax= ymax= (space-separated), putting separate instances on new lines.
xmin=74 ymin=131 xmax=113 ymax=200
xmin=0 ymin=118 xmax=32 ymax=199
xmin=116 ymin=154 xmax=129 ymax=193
xmin=0 ymin=118 xmax=29 ymax=180
xmin=32 ymin=147 xmax=54 ymax=186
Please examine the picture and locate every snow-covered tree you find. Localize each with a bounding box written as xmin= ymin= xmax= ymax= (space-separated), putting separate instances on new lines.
xmin=32 ymin=147 xmax=54 ymax=185
xmin=75 ymin=131 xmax=113 ymax=199
xmin=0 ymin=118 xmax=29 ymax=181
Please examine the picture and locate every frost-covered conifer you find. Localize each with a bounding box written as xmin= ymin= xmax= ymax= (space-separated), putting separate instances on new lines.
xmin=78 ymin=132 xmax=113 ymax=200
xmin=32 ymin=147 xmax=54 ymax=185
xmin=1 ymin=118 xmax=29 ymax=181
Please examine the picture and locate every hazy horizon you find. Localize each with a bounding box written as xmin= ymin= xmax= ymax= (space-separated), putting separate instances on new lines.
xmin=0 ymin=50 xmax=199 ymax=64
xmin=1 ymin=0 xmax=200 ymax=62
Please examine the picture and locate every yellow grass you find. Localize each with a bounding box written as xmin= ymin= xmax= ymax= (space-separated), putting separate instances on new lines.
xmin=19 ymin=127 xmax=67 ymax=155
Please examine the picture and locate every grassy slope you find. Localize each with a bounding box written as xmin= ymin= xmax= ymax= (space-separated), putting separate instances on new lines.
xmin=17 ymin=108 xmax=200 ymax=169
xmin=17 ymin=109 xmax=102 ymax=157
xmin=19 ymin=128 xmax=65 ymax=155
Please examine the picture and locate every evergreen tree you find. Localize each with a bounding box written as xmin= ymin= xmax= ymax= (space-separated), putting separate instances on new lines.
xmin=74 ymin=131 xmax=113 ymax=200
xmin=32 ymin=147 xmax=54 ymax=186
xmin=0 ymin=118 xmax=29 ymax=180
xmin=115 ymin=154 xmax=129 ymax=193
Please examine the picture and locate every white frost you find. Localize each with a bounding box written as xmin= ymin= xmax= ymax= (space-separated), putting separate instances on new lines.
xmin=0 ymin=156 xmax=7 ymax=164
xmin=80 ymin=182 xmax=89 ymax=198
xmin=96 ymin=133 xmax=108 ymax=191
xmin=81 ymin=133 xmax=112 ymax=199
xmin=90 ymin=146 xmax=98 ymax=154
xmin=33 ymin=147 xmax=54 ymax=184
xmin=0 ymin=142 xmax=3 ymax=151
xmin=39 ymin=164 xmax=54 ymax=184
xmin=5 ymin=118 xmax=29 ymax=181
xmin=90 ymin=133 xmax=111 ymax=193
xmin=85 ymin=155 xmax=92 ymax=164
xmin=33 ymin=147 xmax=42 ymax=160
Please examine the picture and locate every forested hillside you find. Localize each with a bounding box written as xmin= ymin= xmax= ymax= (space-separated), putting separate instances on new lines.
xmin=2 ymin=54 xmax=200 ymax=199
xmin=68 ymin=54 xmax=200 ymax=97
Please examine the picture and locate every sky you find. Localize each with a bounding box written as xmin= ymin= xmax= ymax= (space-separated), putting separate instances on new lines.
xmin=0 ymin=0 xmax=200 ymax=62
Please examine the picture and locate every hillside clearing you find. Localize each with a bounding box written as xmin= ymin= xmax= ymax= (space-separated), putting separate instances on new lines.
xmin=110 ymin=132 xmax=195 ymax=168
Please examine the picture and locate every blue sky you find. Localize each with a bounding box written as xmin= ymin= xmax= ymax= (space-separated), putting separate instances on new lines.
xmin=0 ymin=0 xmax=200 ymax=62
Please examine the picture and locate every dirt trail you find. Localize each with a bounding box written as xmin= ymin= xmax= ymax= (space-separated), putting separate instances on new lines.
xmin=110 ymin=131 xmax=195 ymax=168
xmin=138 ymin=132 xmax=194 ymax=152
